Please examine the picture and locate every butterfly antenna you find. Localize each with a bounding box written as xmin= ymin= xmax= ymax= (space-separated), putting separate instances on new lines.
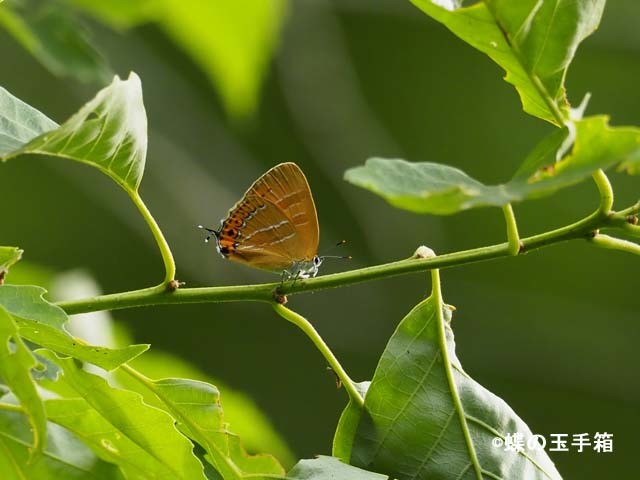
xmin=198 ymin=225 xmax=220 ymax=243
xmin=321 ymin=254 xmax=352 ymax=261
xmin=320 ymin=240 xmax=348 ymax=256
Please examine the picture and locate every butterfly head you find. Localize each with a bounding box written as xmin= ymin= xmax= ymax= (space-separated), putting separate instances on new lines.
xmin=198 ymin=224 xmax=227 ymax=255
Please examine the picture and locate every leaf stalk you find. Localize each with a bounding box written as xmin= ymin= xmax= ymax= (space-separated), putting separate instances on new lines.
xmin=430 ymin=268 xmax=483 ymax=479
xmin=501 ymin=203 xmax=522 ymax=256
xmin=272 ymin=304 xmax=365 ymax=408
xmin=130 ymin=192 xmax=176 ymax=284
xmin=592 ymin=169 xmax=614 ymax=215
xmin=589 ymin=234 xmax=640 ymax=256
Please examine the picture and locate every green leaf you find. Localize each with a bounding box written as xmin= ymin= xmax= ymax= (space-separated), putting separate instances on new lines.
xmin=157 ymin=0 xmax=287 ymax=117
xmin=70 ymin=0 xmax=288 ymax=118
xmin=0 ymin=83 xmax=58 ymax=154
xmin=66 ymin=0 xmax=159 ymax=29
xmin=332 ymin=381 xmax=369 ymax=463
xmin=124 ymin=348 xmax=295 ymax=468
xmin=1 ymin=260 xmax=54 ymax=289
xmin=0 ymin=246 xmax=22 ymax=283
xmin=38 ymin=351 xmax=207 ymax=480
xmin=346 ymin=158 xmax=512 ymax=214
xmin=512 ymin=116 xmax=640 ymax=195
xmin=0 ymin=306 xmax=46 ymax=458
xmin=138 ymin=376 xmax=285 ymax=479
xmin=288 ymin=455 xmax=390 ymax=480
xmin=350 ymin=295 xmax=561 ymax=479
xmin=510 ymin=127 xmax=569 ymax=182
xmin=345 ymin=116 xmax=640 ymax=214
xmin=0 ymin=2 xmax=111 ymax=84
xmin=0 ymin=407 xmax=124 ymax=479
xmin=619 ymin=158 xmax=640 ymax=175
xmin=0 ymin=285 xmax=148 ymax=370
xmin=0 ymin=285 xmax=66 ymax=329
xmin=0 ymin=73 xmax=147 ymax=192
xmin=409 ymin=0 xmax=605 ymax=125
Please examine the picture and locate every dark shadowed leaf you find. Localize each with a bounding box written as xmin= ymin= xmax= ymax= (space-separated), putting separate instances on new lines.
xmin=0 ymin=73 xmax=147 ymax=192
xmin=349 ymin=295 xmax=561 ymax=479
xmin=345 ymin=116 xmax=640 ymax=214
xmin=288 ymin=455 xmax=390 ymax=480
xmin=66 ymin=0 xmax=158 ymax=29
xmin=346 ymin=158 xmax=510 ymax=214
xmin=0 ymin=285 xmax=148 ymax=370
xmin=332 ymin=381 xmax=369 ymax=463
xmin=409 ymin=0 xmax=606 ymax=124
xmin=0 ymin=2 xmax=111 ymax=84
xmin=0 ymin=306 xmax=46 ymax=457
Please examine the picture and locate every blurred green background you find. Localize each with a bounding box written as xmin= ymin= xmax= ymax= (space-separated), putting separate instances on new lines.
xmin=1 ymin=0 xmax=638 ymax=477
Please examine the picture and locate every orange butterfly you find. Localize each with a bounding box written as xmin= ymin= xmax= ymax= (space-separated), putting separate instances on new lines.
xmin=199 ymin=163 xmax=322 ymax=279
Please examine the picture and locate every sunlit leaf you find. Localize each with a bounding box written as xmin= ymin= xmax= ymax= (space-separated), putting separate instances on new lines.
xmin=0 ymin=73 xmax=147 ymax=192
xmin=70 ymin=0 xmax=288 ymax=118
xmin=1 ymin=260 xmax=54 ymax=290
xmin=617 ymin=149 xmax=640 ymax=175
xmin=0 ymin=84 xmax=58 ymax=154
xmin=124 ymin=349 xmax=295 ymax=467
xmin=0 ymin=246 xmax=22 ymax=283
xmin=140 ymin=377 xmax=285 ymax=479
xmin=0 ymin=285 xmax=66 ymax=328
xmin=158 ymin=0 xmax=287 ymax=117
xmin=349 ymin=294 xmax=561 ymax=479
xmin=0 ymin=285 xmax=148 ymax=370
xmin=0 ymin=407 xmax=124 ymax=479
xmin=345 ymin=116 xmax=640 ymax=214
xmin=38 ymin=350 xmax=207 ymax=479
xmin=288 ymin=455 xmax=390 ymax=480
xmin=409 ymin=0 xmax=606 ymax=124
xmin=0 ymin=2 xmax=111 ymax=84
xmin=0 ymin=306 xmax=46 ymax=458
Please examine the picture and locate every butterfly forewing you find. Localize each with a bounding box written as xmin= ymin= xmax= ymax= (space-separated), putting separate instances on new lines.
xmin=243 ymin=163 xmax=319 ymax=260
xmin=215 ymin=163 xmax=319 ymax=273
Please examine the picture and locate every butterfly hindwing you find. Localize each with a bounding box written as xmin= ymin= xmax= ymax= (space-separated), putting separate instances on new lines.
xmin=242 ymin=163 xmax=319 ymax=260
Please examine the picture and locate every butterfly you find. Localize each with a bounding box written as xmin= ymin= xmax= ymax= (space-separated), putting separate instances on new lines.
xmin=199 ymin=162 xmax=323 ymax=279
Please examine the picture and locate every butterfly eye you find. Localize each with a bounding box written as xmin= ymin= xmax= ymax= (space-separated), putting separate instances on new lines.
xmin=313 ymin=256 xmax=322 ymax=266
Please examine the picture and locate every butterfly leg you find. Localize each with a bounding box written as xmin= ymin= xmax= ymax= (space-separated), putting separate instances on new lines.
xmin=290 ymin=270 xmax=302 ymax=288
xmin=280 ymin=270 xmax=297 ymax=290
